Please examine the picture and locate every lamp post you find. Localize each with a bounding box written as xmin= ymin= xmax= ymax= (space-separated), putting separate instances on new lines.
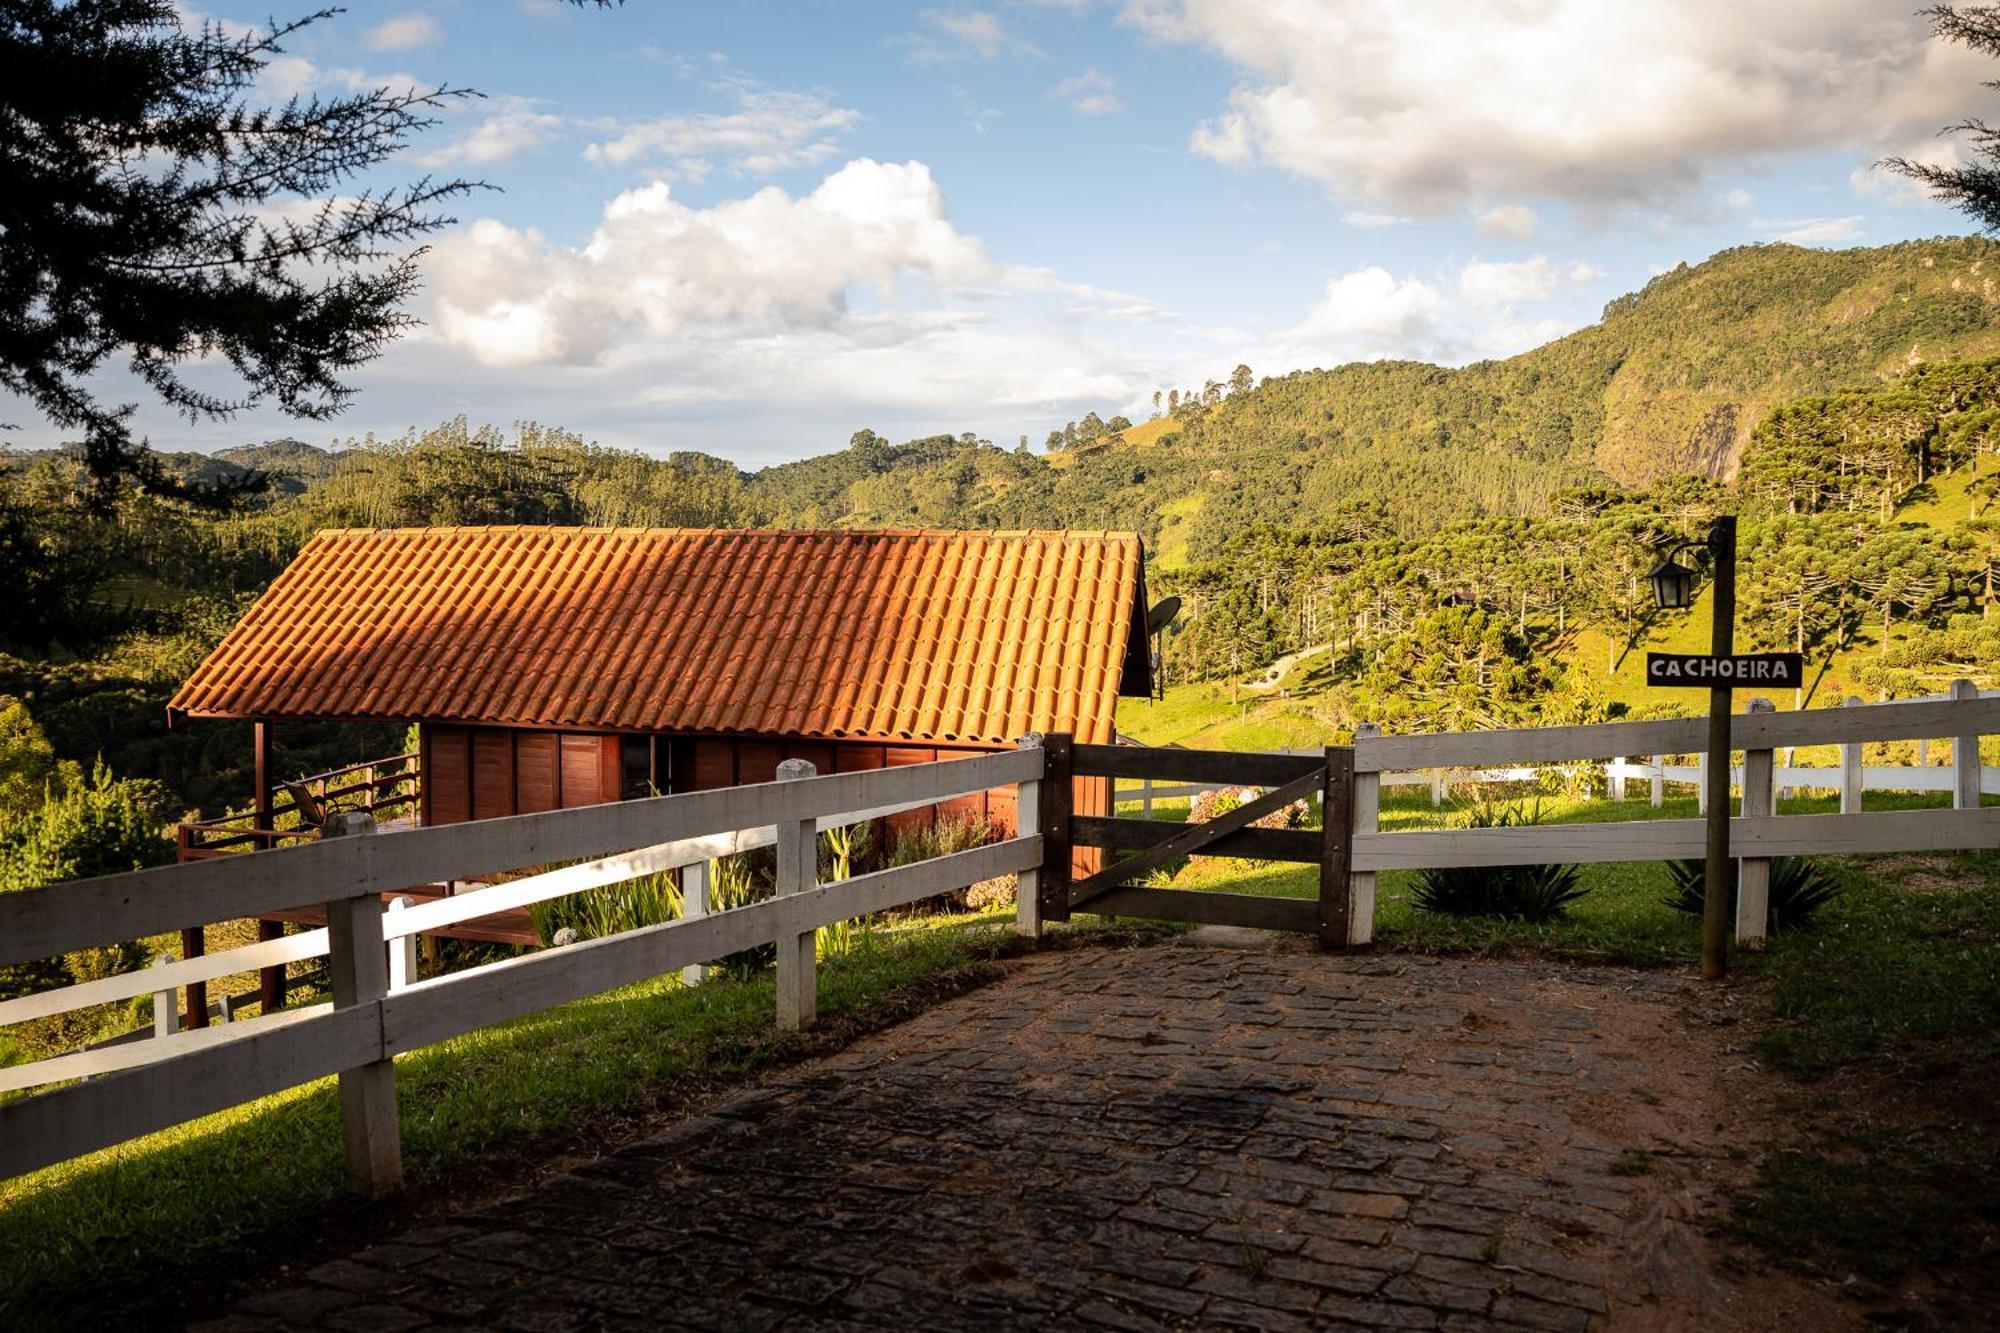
xmin=1648 ymin=515 xmax=1737 ymax=980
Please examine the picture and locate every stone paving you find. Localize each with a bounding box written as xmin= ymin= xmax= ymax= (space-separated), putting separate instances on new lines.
xmin=205 ymin=940 xmax=1715 ymax=1332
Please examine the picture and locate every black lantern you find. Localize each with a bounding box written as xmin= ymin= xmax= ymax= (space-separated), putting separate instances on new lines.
xmin=1649 ymin=556 xmax=1698 ymax=610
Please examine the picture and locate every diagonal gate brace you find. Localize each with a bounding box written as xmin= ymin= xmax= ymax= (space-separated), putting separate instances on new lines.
xmin=1069 ymin=765 xmax=1327 ymax=909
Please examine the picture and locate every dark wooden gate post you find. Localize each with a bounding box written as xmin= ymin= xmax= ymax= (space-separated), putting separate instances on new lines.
xmin=1039 ymin=733 xmax=1073 ymax=923
xmin=254 ymin=720 xmax=287 ymax=1013
xmin=1317 ymin=746 xmax=1356 ymax=950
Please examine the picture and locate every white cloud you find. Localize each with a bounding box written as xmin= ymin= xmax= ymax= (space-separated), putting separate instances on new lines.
xmin=1459 ymin=257 xmax=1560 ymax=307
xmin=417 ymin=96 xmax=563 ymax=167
xmin=429 ymin=159 xmax=994 ymax=367
xmin=1760 ymin=215 xmax=1865 ymax=246
xmin=1340 ymin=211 xmax=1407 ymax=230
xmin=1568 ymin=261 xmax=1606 ymax=283
xmin=585 ymin=86 xmax=860 ymax=178
xmin=900 ymin=8 xmax=1042 ymax=63
xmin=1285 ymin=268 xmax=1454 ymax=363
xmin=363 ymin=13 xmax=442 ymax=52
xmin=1852 ymin=139 xmax=1965 ymax=208
xmin=1126 ymin=0 xmax=1983 ymax=211
xmin=1050 ymin=68 xmax=1126 ymax=116
xmin=1476 ymin=204 xmax=1538 ymax=241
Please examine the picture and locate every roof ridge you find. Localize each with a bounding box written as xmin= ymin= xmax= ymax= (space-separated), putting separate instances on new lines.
xmin=308 ymin=525 xmax=1141 ymax=542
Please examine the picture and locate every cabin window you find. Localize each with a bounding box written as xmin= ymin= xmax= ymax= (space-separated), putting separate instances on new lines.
xmin=621 ymin=736 xmax=654 ymax=799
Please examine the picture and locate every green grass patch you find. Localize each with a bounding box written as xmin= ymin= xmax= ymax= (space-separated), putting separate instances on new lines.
xmin=1754 ymin=850 xmax=2000 ymax=1079
xmin=1724 ymin=848 xmax=2000 ymax=1314
xmin=0 ymin=912 xmax=1131 ymax=1330
xmin=1730 ymin=1123 xmax=1999 ymax=1295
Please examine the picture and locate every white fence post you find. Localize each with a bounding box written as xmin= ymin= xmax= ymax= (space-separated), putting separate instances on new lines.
xmin=386 ymin=896 xmax=416 ymax=991
xmin=1429 ymin=770 xmax=1444 ymax=808
xmin=679 ymin=860 xmax=710 ymax=986
xmin=323 ymin=813 xmax=400 ymax=1197
xmin=1609 ymin=756 xmax=1626 ymax=802
xmin=1015 ymin=735 xmax=1044 ymax=940
xmin=1651 ymin=754 xmax=1665 ymax=808
xmin=1842 ymin=695 xmax=1865 ymax=814
xmin=774 ymin=759 xmax=818 ymax=1031
xmin=1738 ymin=699 xmax=1775 ymax=948
xmin=150 ymin=954 xmax=179 ymax=1038
xmin=1350 ymin=724 xmax=1381 ymax=947
xmin=1953 ymin=678 xmax=1981 ymax=811
xmin=1696 ymin=750 xmax=1708 ymax=815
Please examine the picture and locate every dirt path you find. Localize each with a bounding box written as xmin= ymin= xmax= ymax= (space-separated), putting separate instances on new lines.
xmin=202 ymin=937 xmax=1845 ymax=1332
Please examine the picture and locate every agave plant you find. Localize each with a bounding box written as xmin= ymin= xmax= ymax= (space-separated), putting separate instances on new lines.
xmin=1664 ymin=856 xmax=1840 ymax=934
xmin=1411 ymin=861 xmax=1586 ymax=923
xmin=1408 ymin=797 xmax=1585 ymax=923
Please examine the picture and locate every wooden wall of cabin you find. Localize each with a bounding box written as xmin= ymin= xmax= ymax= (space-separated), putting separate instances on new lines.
xmin=421 ymin=725 xmax=623 ymax=826
xmin=670 ymin=735 xmax=1105 ymax=876
xmin=421 ymin=724 xmax=1105 ymax=875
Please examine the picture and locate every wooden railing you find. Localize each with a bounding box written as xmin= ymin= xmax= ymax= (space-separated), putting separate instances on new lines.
xmin=0 ymin=747 xmax=1043 ymax=1193
xmin=176 ymin=752 xmax=421 ymax=857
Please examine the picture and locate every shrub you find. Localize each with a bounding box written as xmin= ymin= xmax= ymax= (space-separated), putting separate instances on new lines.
xmin=888 ymin=816 xmax=994 ymax=913
xmin=1408 ymin=799 xmax=1585 ymax=923
xmin=887 ymin=815 xmax=993 ymax=867
xmin=0 ymin=760 xmax=171 ymax=1001
xmin=1189 ymin=785 xmax=1307 ymax=830
xmin=710 ymin=855 xmax=775 ymax=980
xmin=529 ymin=871 xmax=681 ymax=945
xmin=1664 ymin=856 xmax=1840 ymax=933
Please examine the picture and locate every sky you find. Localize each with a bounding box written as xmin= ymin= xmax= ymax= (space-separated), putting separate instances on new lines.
xmin=29 ymin=1 xmax=1999 ymax=465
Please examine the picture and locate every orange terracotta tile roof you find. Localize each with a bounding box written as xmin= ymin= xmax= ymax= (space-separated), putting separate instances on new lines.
xmin=170 ymin=527 xmax=1151 ymax=746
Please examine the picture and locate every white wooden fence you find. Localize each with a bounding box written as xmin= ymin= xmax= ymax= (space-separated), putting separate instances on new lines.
xmin=1336 ymin=688 xmax=2000 ymax=949
xmin=0 ymin=748 xmax=1043 ymax=1194
xmin=1122 ymin=683 xmax=1998 ymax=814
xmin=9 ymin=686 xmax=1999 ymax=1196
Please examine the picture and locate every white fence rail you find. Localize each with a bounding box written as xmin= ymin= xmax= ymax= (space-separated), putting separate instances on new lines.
xmin=1120 ymin=688 xmax=1998 ymax=812
xmin=0 ymin=748 xmax=1043 ymax=1192
xmin=1104 ymin=684 xmax=2000 ymax=953
xmin=1334 ymin=684 xmax=2000 ymax=951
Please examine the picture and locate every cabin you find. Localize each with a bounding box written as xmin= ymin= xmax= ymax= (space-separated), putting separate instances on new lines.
xmin=171 ymin=525 xmax=1152 ymax=862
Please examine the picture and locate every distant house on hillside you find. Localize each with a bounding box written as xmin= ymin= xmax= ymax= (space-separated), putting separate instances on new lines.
xmin=171 ymin=524 xmax=1151 ymax=855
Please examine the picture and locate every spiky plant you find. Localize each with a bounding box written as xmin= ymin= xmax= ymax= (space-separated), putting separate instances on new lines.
xmin=1410 ymin=861 xmax=1587 ymax=923
xmin=1663 ymin=857 xmax=1840 ymax=933
xmin=1408 ymin=797 xmax=1585 ymax=923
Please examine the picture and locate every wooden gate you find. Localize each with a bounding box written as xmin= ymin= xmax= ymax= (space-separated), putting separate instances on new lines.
xmin=1032 ymin=736 xmax=1356 ymax=947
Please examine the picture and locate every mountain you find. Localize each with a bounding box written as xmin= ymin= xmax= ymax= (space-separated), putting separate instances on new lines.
xmin=67 ymin=236 xmax=2000 ymax=559
xmin=731 ymin=236 xmax=2000 ymax=558
xmin=212 ymin=440 xmax=342 ymax=495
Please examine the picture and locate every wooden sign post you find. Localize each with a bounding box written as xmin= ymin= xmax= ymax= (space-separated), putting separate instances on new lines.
xmin=1644 ymin=517 xmax=1790 ymax=980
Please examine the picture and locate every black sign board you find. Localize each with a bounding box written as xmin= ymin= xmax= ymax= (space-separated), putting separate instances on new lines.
xmin=1646 ymin=651 xmax=1804 ymax=689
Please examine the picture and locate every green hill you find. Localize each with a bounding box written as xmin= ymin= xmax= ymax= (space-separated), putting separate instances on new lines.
xmin=648 ymin=236 xmax=2000 ymax=559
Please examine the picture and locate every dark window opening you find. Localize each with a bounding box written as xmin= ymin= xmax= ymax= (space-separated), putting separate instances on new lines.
xmin=621 ymin=735 xmax=654 ymax=800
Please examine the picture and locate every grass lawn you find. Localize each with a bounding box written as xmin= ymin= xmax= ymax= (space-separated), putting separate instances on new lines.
xmin=0 ymin=911 xmax=1148 ymax=1330
xmin=1725 ymin=849 xmax=2000 ymax=1318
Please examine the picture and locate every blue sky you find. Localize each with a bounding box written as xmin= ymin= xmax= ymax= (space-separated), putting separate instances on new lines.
xmin=44 ymin=2 xmax=1999 ymax=464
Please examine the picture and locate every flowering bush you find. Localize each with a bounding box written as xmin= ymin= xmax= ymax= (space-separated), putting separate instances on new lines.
xmin=1188 ymin=785 xmax=1308 ymax=830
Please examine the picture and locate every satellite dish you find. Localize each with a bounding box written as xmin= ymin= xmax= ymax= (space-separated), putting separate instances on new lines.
xmin=1147 ymin=596 xmax=1182 ymax=636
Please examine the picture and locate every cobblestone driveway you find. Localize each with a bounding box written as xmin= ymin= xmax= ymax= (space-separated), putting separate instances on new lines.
xmin=207 ymin=938 xmax=1805 ymax=1332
